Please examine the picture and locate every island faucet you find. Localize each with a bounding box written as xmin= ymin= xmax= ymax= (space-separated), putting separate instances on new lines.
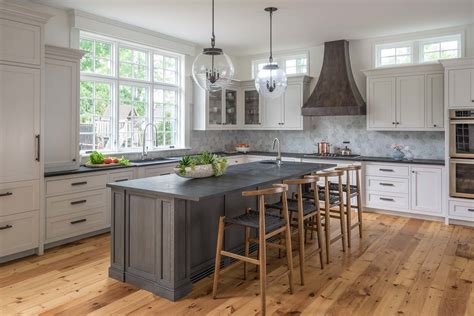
xmin=142 ymin=123 xmax=158 ymax=160
xmin=272 ymin=137 xmax=282 ymax=166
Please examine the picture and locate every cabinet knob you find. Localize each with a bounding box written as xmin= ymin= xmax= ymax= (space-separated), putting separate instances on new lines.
xmin=392 ymin=122 xmax=396 ymax=125
xmin=433 ymin=124 xmax=437 ymax=127
xmin=72 ymin=158 xmax=76 ymax=162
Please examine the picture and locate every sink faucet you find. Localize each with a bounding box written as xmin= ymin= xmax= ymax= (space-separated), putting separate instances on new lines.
xmin=272 ymin=138 xmax=282 ymax=166
xmin=142 ymin=123 xmax=158 ymax=160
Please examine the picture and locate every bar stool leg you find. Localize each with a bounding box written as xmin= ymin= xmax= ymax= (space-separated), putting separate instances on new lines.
xmin=281 ymin=198 xmax=294 ymax=294
xmin=324 ymin=194 xmax=331 ymax=264
xmin=244 ymin=226 xmax=250 ymax=280
xmin=258 ymin=197 xmax=267 ymax=316
xmin=315 ymin=212 xmax=324 ymax=269
xmin=356 ymin=174 xmax=363 ymax=238
xmin=297 ymin=206 xmax=305 ymax=285
xmin=346 ymin=192 xmax=352 ymax=249
xmin=212 ymin=216 xmax=225 ymax=299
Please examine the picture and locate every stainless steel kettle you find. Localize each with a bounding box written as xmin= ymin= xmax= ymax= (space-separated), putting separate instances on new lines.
xmin=340 ymin=141 xmax=352 ymax=156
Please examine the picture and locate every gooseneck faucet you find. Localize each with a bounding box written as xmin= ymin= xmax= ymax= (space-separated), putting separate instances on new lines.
xmin=272 ymin=137 xmax=282 ymax=166
xmin=142 ymin=123 xmax=158 ymax=160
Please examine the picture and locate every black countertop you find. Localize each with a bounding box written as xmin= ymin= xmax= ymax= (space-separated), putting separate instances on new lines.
xmin=107 ymin=161 xmax=336 ymax=201
xmin=44 ymin=151 xmax=444 ymax=177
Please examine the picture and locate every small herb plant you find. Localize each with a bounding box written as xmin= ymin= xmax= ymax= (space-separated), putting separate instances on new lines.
xmin=176 ymin=152 xmax=228 ymax=176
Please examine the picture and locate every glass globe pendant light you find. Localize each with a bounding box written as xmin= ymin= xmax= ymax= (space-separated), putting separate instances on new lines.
xmin=192 ymin=0 xmax=234 ymax=92
xmin=255 ymin=7 xmax=287 ymax=99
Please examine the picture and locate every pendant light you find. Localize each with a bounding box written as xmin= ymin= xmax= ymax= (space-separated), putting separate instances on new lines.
xmin=255 ymin=7 xmax=287 ymax=99
xmin=192 ymin=0 xmax=234 ymax=92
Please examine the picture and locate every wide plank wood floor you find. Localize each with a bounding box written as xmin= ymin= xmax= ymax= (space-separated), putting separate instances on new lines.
xmin=1 ymin=212 xmax=474 ymax=315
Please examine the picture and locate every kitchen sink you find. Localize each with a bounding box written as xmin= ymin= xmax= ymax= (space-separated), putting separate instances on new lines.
xmin=259 ymin=160 xmax=280 ymax=165
xmin=130 ymin=157 xmax=178 ymax=164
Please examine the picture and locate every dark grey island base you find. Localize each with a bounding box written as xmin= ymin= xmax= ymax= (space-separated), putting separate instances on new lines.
xmin=107 ymin=161 xmax=335 ymax=301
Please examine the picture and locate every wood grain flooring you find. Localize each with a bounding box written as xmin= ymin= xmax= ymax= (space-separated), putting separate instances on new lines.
xmin=1 ymin=212 xmax=474 ymax=315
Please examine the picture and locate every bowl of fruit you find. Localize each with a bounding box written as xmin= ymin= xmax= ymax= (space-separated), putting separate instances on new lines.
xmin=235 ymin=143 xmax=250 ymax=153
xmin=85 ymin=151 xmax=130 ymax=168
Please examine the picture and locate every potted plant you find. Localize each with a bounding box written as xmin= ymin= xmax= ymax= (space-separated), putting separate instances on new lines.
xmin=174 ymin=152 xmax=228 ymax=178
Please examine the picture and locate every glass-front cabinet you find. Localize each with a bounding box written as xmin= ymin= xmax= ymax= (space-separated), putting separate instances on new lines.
xmin=208 ymin=90 xmax=222 ymax=126
xmin=207 ymin=88 xmax=238 ymax=128
xmin=224 ymin=89 xmax=237 ymax=126
xmin=243 ymin=89 xmax=261 ymax=126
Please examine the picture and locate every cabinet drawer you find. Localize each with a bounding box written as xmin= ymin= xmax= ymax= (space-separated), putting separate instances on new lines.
xmin=0 ymin=180 xmax=39 ymax=216
xmin=366 ymin=176 xmax=409 ymax=194
xmin=366 ymin=192 xmax=409 ymax=211
xmin=449 ymin=200 xmax=474 ymax=221
xmin=46 ymin=189 xmax=107 ymax=218
xmin=108 ymin=170 xmax=134 ymax=183
xmin=46 ymin=207 xmax=107 ymax=242
xmin=143 ymin=165 xmax=174 ymax=178
xmin=0 ymin=19 xmax=41 ymax=66
xmin=46 ymin=174 xmax=108 ymax=196
xmin=365 ymin=164 xmax=409 ymax=178
xmin=0 ymin=210 xmax=39 ymax=257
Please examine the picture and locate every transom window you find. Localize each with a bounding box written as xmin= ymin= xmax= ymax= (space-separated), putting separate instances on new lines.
xmin=79 ymin=33 xmax=184 ymax=153
xmin=285 ymin=57 xmax=307 ymax=75
xmin=375 ymin=33 xmax=463 ymax=67
xmin=252 ymin=53 xmax=309 ymax=78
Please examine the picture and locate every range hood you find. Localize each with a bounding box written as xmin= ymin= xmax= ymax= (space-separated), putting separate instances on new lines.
xmin=302 ymin=40 xmax=366 ymax=116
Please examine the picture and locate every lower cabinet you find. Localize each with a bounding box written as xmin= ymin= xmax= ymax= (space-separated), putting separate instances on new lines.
xmin=364 ymin=162 xmax=444 ymax=216
xmin=0 ymin=210 xmax=39 ymax=257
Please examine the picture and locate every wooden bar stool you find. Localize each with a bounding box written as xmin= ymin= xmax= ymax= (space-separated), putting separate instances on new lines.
xmin=303 ymin=170 xmax=346 ymax=264
xmin=266 ymin=175 xmax=324 ymax=285
xmin=212 ymin=184 xmax=294 ymax=316
xmin=332 ymin=165 xmax=363 ymax=248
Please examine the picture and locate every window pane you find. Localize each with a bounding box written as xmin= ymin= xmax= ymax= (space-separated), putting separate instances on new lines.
xmin=441 ymin=41 xmax=458 ymax=50
xmin=119 ymin=48 xmax=133 ymax=62
xmin=154 ymin=54 xmax=164 ymax=68
xmin=164 ymin=57 xmax=177 ymax=70
xmin=119 ymin=48 xmax=149 ymax=80
xmin=396 ymin=55 xmax=411 ymax=64
xmin=118 ymin=85 xmax=149 ymax=149
xmin=396 ymin=47 xmax=409 ymax=55
xmin=381 ymin=48 xmax=395 ymax=57
xmin=381 ymin=56 xmax=396 ymax=65
xmin=95 ymin=58 xmax=111 ymax=75
xmin=80 ymin=81 xmax=113 ymax=152
xmin=297 ymin=58 xmax=307 ymax=66
xmin=119 ymin=63 xmax=133 ymax=78
xmin=286 ymin=67 xmax=296 ymax=74
xmin=286 ymin=59 xmax=296 ymax=67
xmin=424 ymin=51 xmax=440 ymax=62
xmin=424 ymin=43 xmax=440 ymax=53
xmin=164 ymin=70 xmax=177 ymax=84
xmin=95 ymin=42 xmax=111 ymax=59
xmin=440 ymin=50 xmax=458 ymax=59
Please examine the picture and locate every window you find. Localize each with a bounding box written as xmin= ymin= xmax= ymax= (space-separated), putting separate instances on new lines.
xmin=79 ymin=33 xmax=184 ymax=153
xmin=420 ymin=35 xmax=461 ymax=63
xmin=375 ymin=33 xmax=463 ymax=67
xmin=251 ymin=53 xmax=309 ymax=78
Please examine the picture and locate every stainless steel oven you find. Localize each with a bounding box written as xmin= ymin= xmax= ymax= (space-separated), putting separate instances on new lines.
xmin=450 ymin=109 xmax=474 ymax=158
xmin=450 ymin=159 xmax=474 ymax=199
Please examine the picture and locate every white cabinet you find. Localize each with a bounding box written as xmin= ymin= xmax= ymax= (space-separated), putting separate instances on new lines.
xmin=447 ymin=69 xmax=473 ymax=108
xmin=367 ymin=77 xmax=396 ymax=128
xmin=194 ymin=75 xmax=312 ymax=130
xmin=44 ymin=46 xmax=85 ymax=172
xmin=410 ymin=166 xmax=442 ymax=214
xmin=0 ymin=19 xmax=41 ymax=66
xmin=397 ymin=75 xmax=425 ymax=129
xmin=364 ymin=64 xmax=444 ymax=131
xmin=0 ymin=210 xmax=40 ymax=257
xmin=426 ymin=73 xmax=444 ymax=129
xmin=0 ymin=65 xmax=41 ymax=183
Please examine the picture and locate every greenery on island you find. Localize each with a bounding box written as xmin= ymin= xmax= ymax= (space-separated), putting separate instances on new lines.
xmin=176 ymin=152 xmax=228 ymax=177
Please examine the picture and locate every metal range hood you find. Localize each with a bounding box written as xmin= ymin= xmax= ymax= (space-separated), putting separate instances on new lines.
xmin=302 ymin=40 xmax=366 ymax=116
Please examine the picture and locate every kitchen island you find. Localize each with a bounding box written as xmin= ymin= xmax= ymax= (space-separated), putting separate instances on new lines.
xmin=107 ymin=161 xmax=335 ymax=301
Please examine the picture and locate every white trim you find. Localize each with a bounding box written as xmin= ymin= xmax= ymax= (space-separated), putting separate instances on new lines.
xmin=69 ymin=9 xmax=197 ymax=56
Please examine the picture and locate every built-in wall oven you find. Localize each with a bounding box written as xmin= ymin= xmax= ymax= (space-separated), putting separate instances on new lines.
xmin=450 ymin=109 xmax=474 ymax=198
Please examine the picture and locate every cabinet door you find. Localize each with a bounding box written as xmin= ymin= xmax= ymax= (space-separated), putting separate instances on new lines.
xmin=224 ymin=89 xmax=237 ymax=126
xmin=263 ymin=95 xmax=283 ymax=128
xmin=0 ymin=65 xmax=40 ymax=183
xmin=207 ymin=90 xmax=222 ymax=127
xmin=397 ymin=75 xmax=425 ymax=129
xmin=410 ymin=167 xmax=442 ymax=214
xmin=243 ymin=90 xmax=261 ymax=127
xmin=425 ymin=73 xmax=444 ymax=129
xmin=0 ymin=19 xmax=41 ymax=66
xmin=282 ymin=83 xmax=303 ymax=129
xmin=45 ymin=58 xmax=80 ymax=171
xmin=367 ymin=78 xmax=396 ymax=129
xmin=448 ymin=69 xmax=473 ymax=108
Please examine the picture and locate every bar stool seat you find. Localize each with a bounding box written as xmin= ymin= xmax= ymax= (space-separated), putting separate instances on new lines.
xmin=301 ymin=190 xmax=341 ymax=205
xmin=328 ymin=183 xmax=357 ymax=195
xmin=225 ymin=210 xmax=286 ymax=232
xmin=267 ymin=199 xmax=316 ymax=216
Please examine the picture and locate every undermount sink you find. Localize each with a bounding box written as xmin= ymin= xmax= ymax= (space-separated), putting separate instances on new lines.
xmin=130 ymin=157 xmax=178 ymax=164
xmin=259 ymin=160 xmax=281 ymax=165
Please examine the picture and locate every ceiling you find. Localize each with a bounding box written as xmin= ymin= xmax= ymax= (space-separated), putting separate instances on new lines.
xmin=35 ymin=0 xmax=472 ymax=56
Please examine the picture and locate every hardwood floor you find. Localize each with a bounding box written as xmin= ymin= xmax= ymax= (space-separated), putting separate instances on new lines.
xmin=1 ymin=212 xmax=474 ymax=315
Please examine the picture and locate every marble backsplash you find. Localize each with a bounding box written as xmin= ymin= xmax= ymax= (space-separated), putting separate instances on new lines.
xmin=189 ymin=116 xmax=445 ymax=160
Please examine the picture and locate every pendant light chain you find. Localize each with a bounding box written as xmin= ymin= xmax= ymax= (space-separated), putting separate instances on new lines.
xmin=269 ymin=9 xmax=273 ymax=63
xmin=211 ymin=0 xmax=215 ymax=48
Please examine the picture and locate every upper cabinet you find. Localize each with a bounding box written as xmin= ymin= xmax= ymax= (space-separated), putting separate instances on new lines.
xmin=44 ymin=46 xmax=85 ymax=172
xmin=440 ymin=58 xmax=474 ymax=109
xmin=363 ymin=64 xmax=444 ymax=131
xmin=193 ymin=75 xmax=312 ymax=130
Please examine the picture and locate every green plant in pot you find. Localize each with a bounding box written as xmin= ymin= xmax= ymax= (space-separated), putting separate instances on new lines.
xmin=174 ymin=152 xmax=228 ymax=178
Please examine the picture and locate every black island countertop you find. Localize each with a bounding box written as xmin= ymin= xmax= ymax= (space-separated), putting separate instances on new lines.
xmin=107 ymin=161 xmax=336 ymax=201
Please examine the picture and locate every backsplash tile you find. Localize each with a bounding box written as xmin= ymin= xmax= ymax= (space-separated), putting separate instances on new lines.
xmin=190 ymin=116 xmax=445 ymax=159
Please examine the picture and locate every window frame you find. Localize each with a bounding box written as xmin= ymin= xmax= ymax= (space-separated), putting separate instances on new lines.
xmin=375 ymin=41 xmax=414 ymax=68
xmin=79 ymin=32 xmax=185 ymax=154
xmin=251 ymin=52 xmax=309 ymax=79
xmin=419 ymin=34 xmax=462 ymax=64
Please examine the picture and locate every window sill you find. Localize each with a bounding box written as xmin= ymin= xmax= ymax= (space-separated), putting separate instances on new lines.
xmin=80 ymin=147 xmax=192 ymax=158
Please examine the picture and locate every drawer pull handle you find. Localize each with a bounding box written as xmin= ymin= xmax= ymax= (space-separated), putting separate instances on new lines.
xmin=71 ymin=181 xmax=88 ymax=186
xmin=379 ymin=183 xmax=395 ymax=187
xmin=468 ymin=209 xmax=474 ymax=212
xmin=115 ymin=179 xmax=129 ymax=182
xmin=0 ymin=192 xmax=13 ymax=197
xmin=70 ymin=200 xmax=87 ymax=205
xmin=0 ymin=224 xmax=13 ymax=230
xmin=379 ymin=169 xmax=394 ymax=172
xmin=379 ymin=197 xmax=395 ymax=202
xmin=70 ymin=219 xmax=87 ymax=225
